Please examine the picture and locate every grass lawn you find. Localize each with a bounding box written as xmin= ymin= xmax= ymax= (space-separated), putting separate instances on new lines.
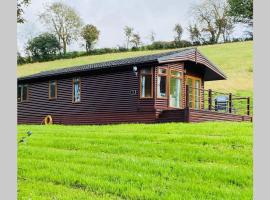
xmin=17 ymin=41 xmax=253 ymax=95
xmin=18 ymin=122 xmax=253 ymax=200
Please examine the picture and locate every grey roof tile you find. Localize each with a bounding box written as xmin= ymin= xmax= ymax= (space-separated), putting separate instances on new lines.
xmin=18 ymin=48 xmax=226 ymax=81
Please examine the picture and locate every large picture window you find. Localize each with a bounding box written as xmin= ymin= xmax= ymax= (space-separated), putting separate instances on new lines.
xmin=140 ymin=68 xmax=153 ymax=98
xmin=72 ymin=77 xmax=81 ymax=103
xmin=157 ymin=68 xmax=167 ymax=98
xmin=169 ymin=70 xmax=182 ymax=108
xmin=49 ymin=80 xmax=57 ymax=99
xmin=17 ymin=84 xmax=28 ymax=102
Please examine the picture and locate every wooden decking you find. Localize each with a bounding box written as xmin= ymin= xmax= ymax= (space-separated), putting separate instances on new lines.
xmin=158 ymin=108 xmax=252 ymax=123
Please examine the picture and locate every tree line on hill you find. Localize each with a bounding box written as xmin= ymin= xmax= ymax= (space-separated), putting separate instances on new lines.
xmin=17 ymin=0 xmax=253 ymax=65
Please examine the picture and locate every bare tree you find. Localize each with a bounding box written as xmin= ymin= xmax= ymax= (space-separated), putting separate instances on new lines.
xmin=188 ymin=24 xmax=202 ymax=44
xmin=221 ymin=18 xmax=234 ymax=42
xmin=130 ymin=33 xmax=141 ymax=48
xmin=191 ymin=0 xmax=234 ymax=43
xmin=124 ymin=26 xmax=134 ymax=49
xmin=149 ymin=31 xmax=156 ymax=43
xmin=174 ymin=24 xmax=183 ymax=42
xmin=39 ymin=2 xmax=83 ymax=54
xmin=17 ymin=0 xmax=31 ymax=23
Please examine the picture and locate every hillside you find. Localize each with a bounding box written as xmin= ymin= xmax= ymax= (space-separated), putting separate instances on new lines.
xmin=17 ymin=41 xmax=253 ymax=94
xmin=18 ymin=122 xmax=253 ymax=199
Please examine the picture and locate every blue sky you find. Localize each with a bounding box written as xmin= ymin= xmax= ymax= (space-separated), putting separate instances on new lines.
xmin=17 ymin=0 xmax=245 ymax=54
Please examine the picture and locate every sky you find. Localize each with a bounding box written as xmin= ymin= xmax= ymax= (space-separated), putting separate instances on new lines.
xmin=17 ymin=0 xmax=245 ymax=54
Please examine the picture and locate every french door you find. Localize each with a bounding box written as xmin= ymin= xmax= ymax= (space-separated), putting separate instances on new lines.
xmin=186 ymin=76 xmax=201 ymax=109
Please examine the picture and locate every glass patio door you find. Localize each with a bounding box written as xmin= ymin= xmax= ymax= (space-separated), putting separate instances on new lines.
xmin=169 ymin=70 xmax=182 ymax=108
xmin=187 ymin=76 xmax=201 ymax=109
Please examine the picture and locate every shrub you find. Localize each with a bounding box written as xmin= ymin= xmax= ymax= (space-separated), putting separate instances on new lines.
xmin=26 ymin=33 xmax=61 ymax=62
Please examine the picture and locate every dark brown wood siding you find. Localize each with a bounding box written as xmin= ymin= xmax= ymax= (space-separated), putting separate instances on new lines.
xmin=157 ymin=108 xmax=252 ymax=123
xmin=18 ymin=67 xmax=157 ymax=124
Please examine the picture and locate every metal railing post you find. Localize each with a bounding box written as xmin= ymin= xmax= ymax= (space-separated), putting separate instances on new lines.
xmin=208 ymin=89 xmax=212 ymax=111
xmin=247 ymin=97 xmax=250 ymax=116
xmin=229 ymin=93 xmax=232 ymax=113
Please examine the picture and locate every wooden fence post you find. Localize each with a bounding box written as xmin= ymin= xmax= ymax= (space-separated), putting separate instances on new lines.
xmin=229 ymin=93 xmax=232 ymax=113
xmin=247 ymin=97 xmax=250 ymax=116
xmin=208 ymin=89 xmax=212 ymax=111
xmin=185 ymin=85 xmax=189 ymax=108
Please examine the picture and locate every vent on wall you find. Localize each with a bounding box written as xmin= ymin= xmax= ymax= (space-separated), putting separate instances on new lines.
xmin=130 ymin=90 xmax=138 ymax=95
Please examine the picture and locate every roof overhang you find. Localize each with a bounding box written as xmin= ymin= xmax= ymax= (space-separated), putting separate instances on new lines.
xmin=157 ymin=48 xmax=227 ymax=81
xmin=18 ymin=48 xmax=226 ymax=83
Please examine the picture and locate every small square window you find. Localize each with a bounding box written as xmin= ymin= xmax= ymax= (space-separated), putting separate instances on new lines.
xmin=171 ymin=71 xmax=181 ymax=77
xmin=17 ymin=85 xmax=22 ymax=102
xmin=73 ymin=77 xmax=81 ymax=103
xmin=158 ymin=68 xmax=167 ymax=74
xmin=49 ymin=80 xmax=57 ymax=99
xmin=140 ymin=68 xmax=153 ymax=98
xmin=18 ymin=84 xmax=28 ymax=102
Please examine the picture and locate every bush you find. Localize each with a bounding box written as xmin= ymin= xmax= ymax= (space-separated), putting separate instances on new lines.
xmin=17 ymin=52 xmax=26 ymax=65
xmin=26 ymin=33 xmax=61 ymax=62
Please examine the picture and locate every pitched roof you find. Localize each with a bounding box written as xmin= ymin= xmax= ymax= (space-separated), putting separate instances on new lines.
xmin=18 ymin=48 xmax=226 ymax=82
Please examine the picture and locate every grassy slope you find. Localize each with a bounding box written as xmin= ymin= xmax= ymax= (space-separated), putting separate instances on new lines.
xmin=18 ymin=122 xmax=253 ymax=200
xmin=17 ymin=41 xmax=253 ymax=95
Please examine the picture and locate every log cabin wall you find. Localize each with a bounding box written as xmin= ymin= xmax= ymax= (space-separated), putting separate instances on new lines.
xmin=18 ymin=66 xmax=158 ymax=125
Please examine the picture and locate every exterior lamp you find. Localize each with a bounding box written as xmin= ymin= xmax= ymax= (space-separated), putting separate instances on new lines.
xmin=133 ymin=66 xmax=138 ymax=76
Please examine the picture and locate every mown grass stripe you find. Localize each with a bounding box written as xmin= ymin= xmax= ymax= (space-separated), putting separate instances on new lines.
xmin=18 ymin=123 xmax=253 ymax=199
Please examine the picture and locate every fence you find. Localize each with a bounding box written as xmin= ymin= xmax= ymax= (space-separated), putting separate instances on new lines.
xmin=185 ymin=85 xmax=252 ymax=116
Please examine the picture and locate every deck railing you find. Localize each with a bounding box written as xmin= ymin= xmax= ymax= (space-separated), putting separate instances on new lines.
xmin=185 ymin=85 xmax=252 ymax=116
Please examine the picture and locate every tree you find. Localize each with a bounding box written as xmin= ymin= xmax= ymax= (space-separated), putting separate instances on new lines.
xmin=228 ymin=0 xmax=253 ymax=26
xmin=17 ymin=52 xmax=26 ymax=65
xmin=26 ymin=33 xmax=61 ymax=61
xmin=81 ymin=24 xmax=100 ymax=53
xmin=39 ymin=2 xmax=83 ymax=55
xmin=149 ymin=31 xmax=156 ymax=43
xmin=130 ymin=33 xmax=141 ymax=48
xmin=17 ymin=0 xmax=31 ymax=23
xmin=188 ymin=24 xmax=202 ymax=45
xmin=174 ymin=24 xmax=183 ymax=44
xmin=124 ymin=26 xmax=134 ymax=49
xmin=221 ymin=18 xmax=234 ymax=42
xmin=191 ymin=0 xmax=233 ymax=43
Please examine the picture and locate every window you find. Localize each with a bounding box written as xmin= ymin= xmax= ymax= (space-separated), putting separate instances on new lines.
xmin=140 ymin=68 xmax=153 ymax=98
xmin=186 ymin=76 xmax=201 ymax=109
xmin=17 ymin=84 xmax=28 ymax=102
xmin=72 ymin=77 xmax=81 ymax=103
xmin=195 ymin=80 xmax=200 ymax=109
xmin=157 ymin=68 xmax=168 ymax=98
xmin=169 ymin=70 xmax=182 ymax=108
xmin=49 ymin=80 xmax=57 ymax=99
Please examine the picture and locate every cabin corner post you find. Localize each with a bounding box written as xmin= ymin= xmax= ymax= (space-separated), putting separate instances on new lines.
xmin=184 ymin=85 xmax=190 ymax=122
xmin=247 ymin=97 xmax=250 ymax=116
xmin=208 ymin=89 xmax=212 ymax=111
xmin=185 ymin=85 xmax=189 ymax=109
xmin=228 ymin=93 xmax=232 ymax=113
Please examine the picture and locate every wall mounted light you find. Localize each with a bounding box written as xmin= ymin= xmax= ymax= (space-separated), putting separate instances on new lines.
xmin=133 ymin=66 xmax=138 ymax=76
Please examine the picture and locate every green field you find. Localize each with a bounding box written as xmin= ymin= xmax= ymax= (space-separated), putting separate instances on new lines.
xmin=18 ymin=123 xmax=253 ymax=200
xmin=18 ymin=42 xmax=253 ymax=199
xmin=17 ymin=41 xmax=253 ymax=95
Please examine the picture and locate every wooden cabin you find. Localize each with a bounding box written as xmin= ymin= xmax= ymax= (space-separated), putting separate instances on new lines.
xmin=17 ymin=48 xmax=252 ymax=124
